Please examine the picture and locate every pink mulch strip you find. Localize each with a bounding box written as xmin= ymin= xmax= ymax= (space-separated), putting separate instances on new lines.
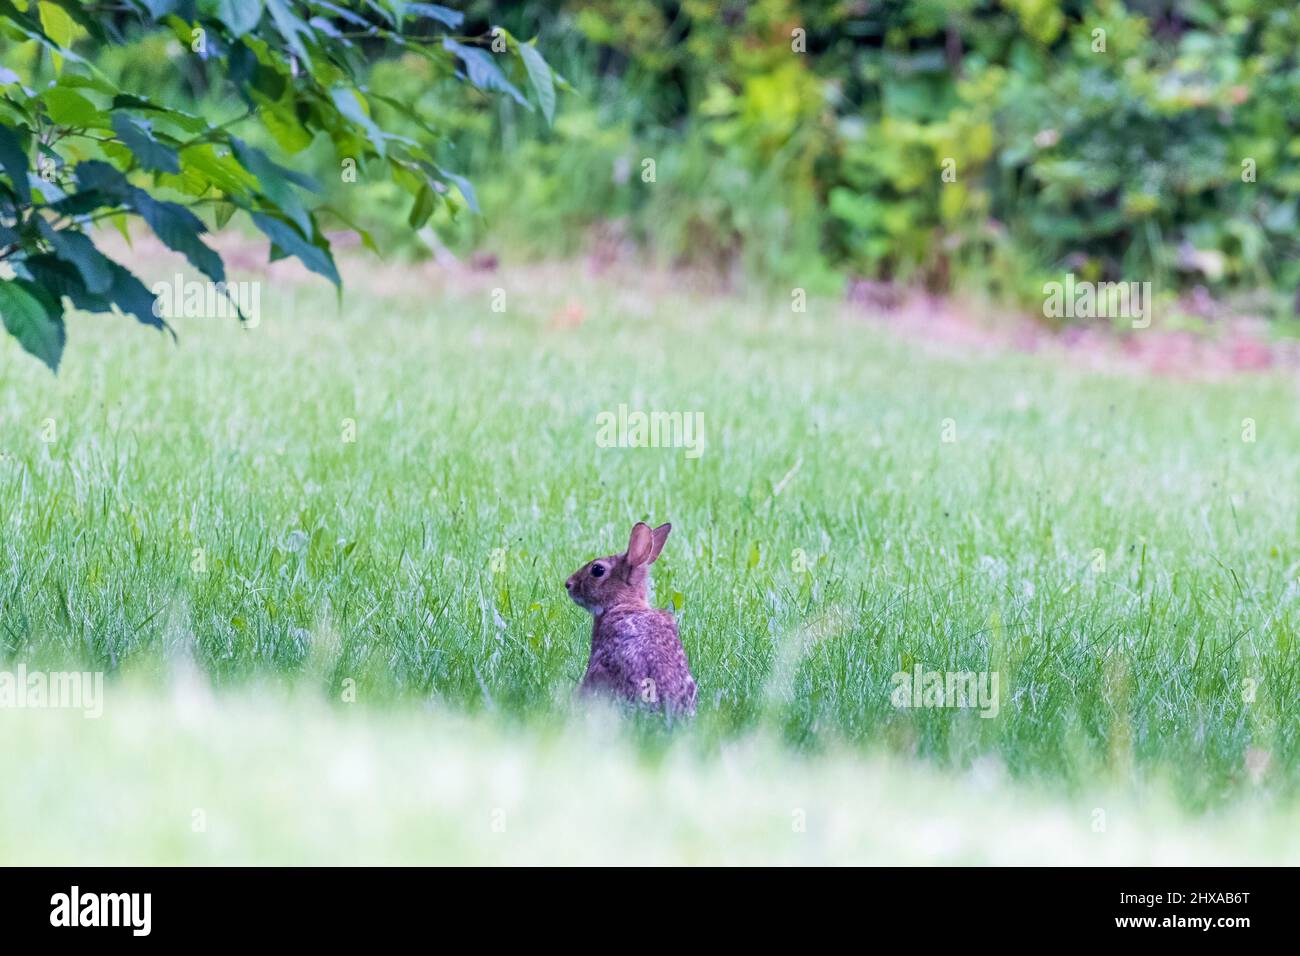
xmin=846 ymin=286 xmax=1300 ymax=382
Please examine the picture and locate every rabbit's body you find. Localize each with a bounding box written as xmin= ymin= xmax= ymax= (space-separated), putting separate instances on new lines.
xmin=582 ymin=606 xmax=697 ymax=713
xmin=567 ymin=522 xmax=697 ymax=716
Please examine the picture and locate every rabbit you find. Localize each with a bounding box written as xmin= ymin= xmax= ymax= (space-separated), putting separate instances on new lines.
xmin=565 ymin=521 xmax=697 ymax=716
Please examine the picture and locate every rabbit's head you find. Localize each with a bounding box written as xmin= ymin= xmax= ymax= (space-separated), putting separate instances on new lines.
xmin=565 ymin=521 xmax=671 ymax=615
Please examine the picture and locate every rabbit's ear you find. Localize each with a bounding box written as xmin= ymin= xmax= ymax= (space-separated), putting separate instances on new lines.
xmin=626 ymin=522 xmax=654 ymax=566
xmin=647 ymin=523 xmax=672 ymax=564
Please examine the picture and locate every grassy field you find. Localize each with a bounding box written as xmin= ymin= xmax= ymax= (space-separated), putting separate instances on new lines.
xmin=1 ymin=251 xmax=1298 ymax=861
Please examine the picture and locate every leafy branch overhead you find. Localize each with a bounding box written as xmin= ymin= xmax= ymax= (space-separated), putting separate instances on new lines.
xmin=0 ymin=0 xmax=560 ymax=371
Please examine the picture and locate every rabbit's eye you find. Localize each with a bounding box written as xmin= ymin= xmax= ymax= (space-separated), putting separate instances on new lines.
xmin=590 ymin=564 xmax=605 ymax=578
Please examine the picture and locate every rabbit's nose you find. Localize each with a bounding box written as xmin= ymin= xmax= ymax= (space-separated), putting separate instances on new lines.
xmin=565 ymin=579 xmax=574 ymax=591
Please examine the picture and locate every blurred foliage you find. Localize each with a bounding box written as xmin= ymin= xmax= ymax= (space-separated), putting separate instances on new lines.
xmin=436 ymin=0 xmax=1300 ymax=308
xmin=7 ymin=1 xmax=1300 ymax=317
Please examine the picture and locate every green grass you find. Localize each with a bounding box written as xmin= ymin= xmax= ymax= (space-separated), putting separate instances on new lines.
xmin=1 ymin=256 xmax=1297 ymax=821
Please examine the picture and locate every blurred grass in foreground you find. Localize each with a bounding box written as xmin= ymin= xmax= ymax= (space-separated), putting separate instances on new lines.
xmin=2 ymin=685 xmax=1297 ymax=865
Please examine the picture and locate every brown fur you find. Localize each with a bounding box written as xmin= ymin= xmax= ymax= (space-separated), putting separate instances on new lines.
xmin=566 ymin=522 xmax=697 ymax=716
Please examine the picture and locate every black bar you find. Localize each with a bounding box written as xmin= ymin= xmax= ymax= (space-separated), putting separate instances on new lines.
xmin=0 ymin=867 xmax=1287 ymax=943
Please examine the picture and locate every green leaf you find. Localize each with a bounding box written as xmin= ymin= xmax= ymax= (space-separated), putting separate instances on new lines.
xmin=20 ymin=251 xmax=168 ymax=334
xmin=265 ymin=0 xmax=314 ymax=68
xmin=71 ymin=158 xmax=124 ymax=190
xmin=255 ymin=93 xmax=314 ymax=153
xmin=0 ymin=0 xmax=88 ymax=65
xmin=0 ymin=123 xmax=31 ymax=203
xmin=250 ymin=212 xmax=339 ymax=286
xmin=436 ymin=165 xmax=479 ymax=214
xmin=111 ymin=114 xmax=180 ymax=174
xmin=35 ymin=0 xmax=108 ymax=45
xmin=22 ymin=253 xmax=105 ymax=311
xmin=442 ymin=38 xmax=530 ymax=109
xmin=56 ymin=73 xmax=120 ymax=96
xmin=212 ymin=0 xmax=263 ymax=35
xmin=518 ymin=41 xmax=555 ymax=125
xmin=309 ymin=2 xmax=370 ymax=29
xmin=135 ymin=195 xmax=225 ymax=282
xmin=213 ymin=201 xmax=237 ymax=229
xmin=37 ymin=1 xmax=75 ymax=47
xmin=0 ymin=279 xmax=64 ymax=371
xmin=103 ymin=258 xmax=168 ymax=331
xmin=403 ymin=3 xmax=462 ymax=28
xmin=230 ymin=138 xmax=315 ymax=192
xmin=109 ymin=94 xmax=207 ymax=134
xmin=230 ymin=136 xmax=317 ymax=235
xmin=330 ymin=87 xmax=386 ymax=158
xmin=37 ymin=1 xmax=75 ymax=72
xmin=178 ymin=143 xmax=260 ymax=197
xmin=407 ymin=183 xmax=434 ymax=229
xmin=107 ymin=213 xmax=131 ymax=245
xmin=39 ymin=221 xmax=113 ymax=293
xmin=50 ymin=186 xmax=109 ymax=217
xmin=41 ymin=87 xmax=108 ymax=128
